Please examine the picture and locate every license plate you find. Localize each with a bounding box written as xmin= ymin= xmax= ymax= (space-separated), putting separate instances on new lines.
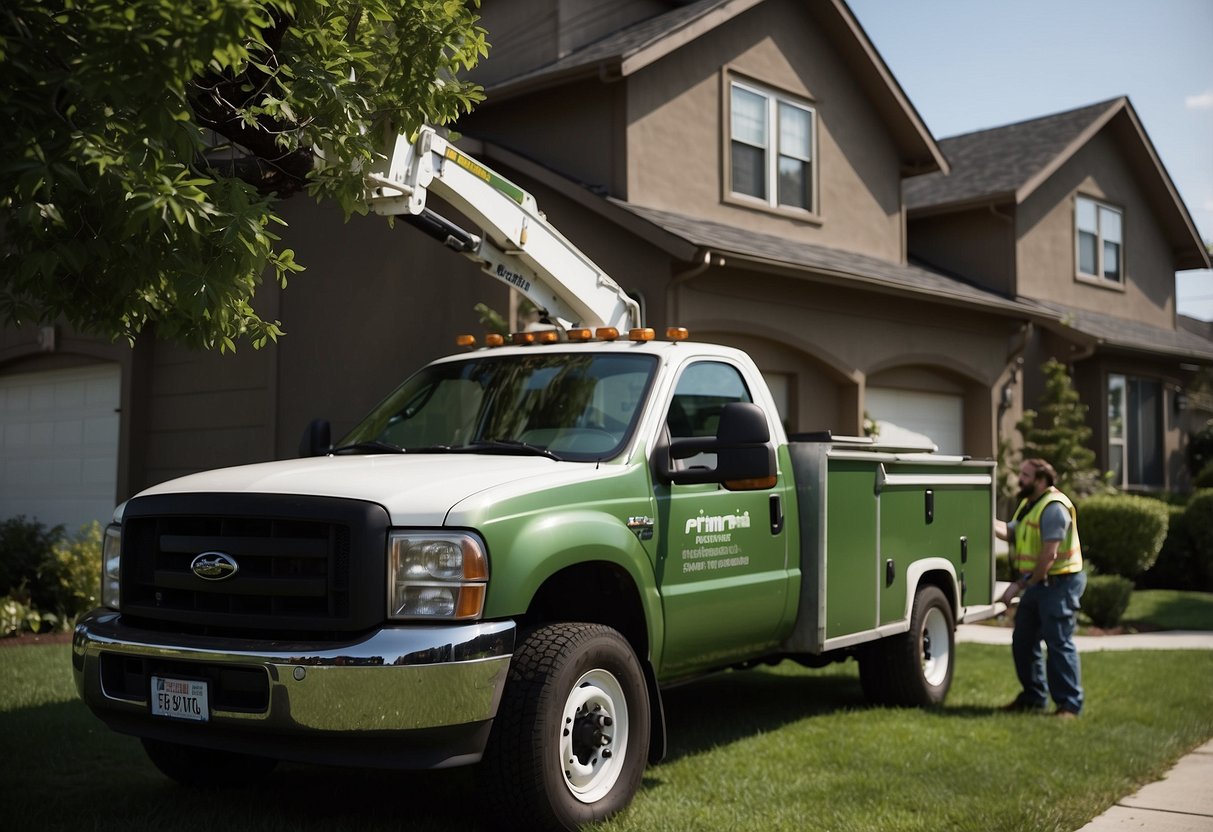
xmin=150 ymin=676 xmax=209 ymax=722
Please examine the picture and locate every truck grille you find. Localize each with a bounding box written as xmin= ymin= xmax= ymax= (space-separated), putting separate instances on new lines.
xmin=119 ymin=493 xmax=390 ymax=639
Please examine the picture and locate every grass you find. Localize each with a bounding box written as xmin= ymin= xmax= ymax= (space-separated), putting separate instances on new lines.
xmin=2 ymin=642 xmax=1211 ymax=832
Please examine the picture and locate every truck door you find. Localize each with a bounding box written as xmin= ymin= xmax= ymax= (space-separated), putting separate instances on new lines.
xmin=652 ymin=360 xmax=790 ymax=675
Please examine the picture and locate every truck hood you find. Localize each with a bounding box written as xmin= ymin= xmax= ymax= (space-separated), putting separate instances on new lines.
xmin=136 ymin=454 xmax=587 ymax=526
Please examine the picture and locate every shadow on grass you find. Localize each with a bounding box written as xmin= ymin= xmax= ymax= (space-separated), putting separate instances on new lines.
xmin=656 ymin=667 xmax=865 ymax=763
xmin=1 ymin=664 xmax=1010 ymax=830
xmin=0 ymin=698 xmax=486 ymax=831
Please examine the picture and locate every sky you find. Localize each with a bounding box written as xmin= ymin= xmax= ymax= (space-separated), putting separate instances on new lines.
xmin=848 ymin=0 xmax=1213 ymax=321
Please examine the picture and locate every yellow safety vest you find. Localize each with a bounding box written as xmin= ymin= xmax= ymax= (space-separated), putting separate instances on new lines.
xmin=1013 ymin=488 xmax=1083 ymax=576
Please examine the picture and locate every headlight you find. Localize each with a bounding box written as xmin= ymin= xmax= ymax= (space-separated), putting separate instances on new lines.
xmin=102 ymin=524 xmax=122 ymax=610
xmin=388 ymin=532 xmax=488 ymax=620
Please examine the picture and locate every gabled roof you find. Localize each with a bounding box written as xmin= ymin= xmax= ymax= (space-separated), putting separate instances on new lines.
xmin=483 ymin=0 xmax=947 ymax=176
xmin=486 ymin=0 xmax=762 ymax=94
xmin=905 ymin=97 xmax=1210 ymax=271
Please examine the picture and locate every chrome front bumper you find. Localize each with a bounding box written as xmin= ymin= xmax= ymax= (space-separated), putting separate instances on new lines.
xmin=73 ymin=610 xmax=515 ymax=768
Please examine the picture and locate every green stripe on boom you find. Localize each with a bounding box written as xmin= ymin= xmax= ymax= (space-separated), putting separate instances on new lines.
xmin=444 ymin=147 xmax=526 ymax=205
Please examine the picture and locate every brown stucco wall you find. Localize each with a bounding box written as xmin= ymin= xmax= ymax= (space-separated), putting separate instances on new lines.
xmin=460 ymin=79 xmax=624 ymax=196
xmin=269 ymin=198 xmax=510 ymax=457
xmin=908 ymin=205 xmax=1017 ymax=296
xmin=623 ymin=0 xmax=905 ymax=262
xmin=1017 ymin=130 xmax=1176 ymax=328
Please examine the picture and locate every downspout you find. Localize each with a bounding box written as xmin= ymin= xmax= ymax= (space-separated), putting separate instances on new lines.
xmin=668 ymin=249 xmax=725 ymax=326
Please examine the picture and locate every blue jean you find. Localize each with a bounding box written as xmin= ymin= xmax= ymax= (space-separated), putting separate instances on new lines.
xmin=1011 ymin=570 xmax=1087 ymax=713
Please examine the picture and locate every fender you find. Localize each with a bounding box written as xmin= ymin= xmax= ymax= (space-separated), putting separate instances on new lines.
xmin=901 ymin=557 xmax=960 ymax=621
xmin=475 ymin=507 xmax=665 ymax=669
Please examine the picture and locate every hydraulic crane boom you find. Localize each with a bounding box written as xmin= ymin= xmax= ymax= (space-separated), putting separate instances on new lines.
xmin=364 ymin=126 xmax=642 ymax=332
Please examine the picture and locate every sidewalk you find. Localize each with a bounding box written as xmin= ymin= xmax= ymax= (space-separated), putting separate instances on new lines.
xmin=955 ymin=623 xmax=1213 ymax=831
xmin=956 ymin=623 xmax=1213 ymax=651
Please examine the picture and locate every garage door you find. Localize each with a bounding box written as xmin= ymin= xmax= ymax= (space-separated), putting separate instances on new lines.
xmin=0 ymin=364 xmax=121 ymax=532
xmin=865 ymin=387 xmax=963 ymax=455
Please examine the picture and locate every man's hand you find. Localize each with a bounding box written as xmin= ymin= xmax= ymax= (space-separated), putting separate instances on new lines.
xmin=999 ymin=580 xmax=1022 ymax=605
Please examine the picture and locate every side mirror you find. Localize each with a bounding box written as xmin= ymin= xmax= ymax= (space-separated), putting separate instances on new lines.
xmin=298 ymin=419 xmax=332 ymax=457
xmin=664 ymin=402 xmax=777 ymax=489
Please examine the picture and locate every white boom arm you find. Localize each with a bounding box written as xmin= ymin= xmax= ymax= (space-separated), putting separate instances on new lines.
xmin=364 ymin=127 xmax=642 ymax=332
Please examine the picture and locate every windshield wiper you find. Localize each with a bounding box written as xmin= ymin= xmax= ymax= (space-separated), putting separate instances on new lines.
xmin=329 ymin=440 xmax=406 ymax=455
xmin=464 ymin=439 xmax=565 ymax=461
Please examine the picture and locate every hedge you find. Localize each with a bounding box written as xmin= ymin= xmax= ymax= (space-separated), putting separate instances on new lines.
xmin=1139 ymin=505 xmax=1193 ymax=590
xmin=1083 ymin=574 xmax=1134 ymax=628
xmin=1077 ymin=494 xmax=1169 ymax=579
xmin=1187 ymin=490 xmax=1213 ymax=591
xmin=1138 ymin=489 xmax=1213 ymax=591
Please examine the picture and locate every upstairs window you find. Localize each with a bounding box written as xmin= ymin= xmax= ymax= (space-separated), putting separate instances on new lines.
xmin=1076 ymin=196 xmax=1123 ymax=283
xmin=729 ymin=80 xmax=816 ymax=213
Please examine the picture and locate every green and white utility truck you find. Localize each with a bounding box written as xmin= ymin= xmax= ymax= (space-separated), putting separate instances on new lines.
xmin=74 ymin=127 xmax=1000 ymax=831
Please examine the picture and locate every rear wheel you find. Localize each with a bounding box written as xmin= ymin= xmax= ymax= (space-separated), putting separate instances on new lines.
xmin=141 ymin=738 xmax=278 ymax=788
xmin=480 ymin=623 xmax=650 ymax=831
xmin=859 ymin=585 xmax=954 ymax=707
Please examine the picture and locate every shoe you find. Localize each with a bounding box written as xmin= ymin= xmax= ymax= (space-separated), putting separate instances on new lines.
xmin=1001 ymin=698 xmax=1047 ymax=713
xmin=1053 ymin=708 xmax=1079 ymax=719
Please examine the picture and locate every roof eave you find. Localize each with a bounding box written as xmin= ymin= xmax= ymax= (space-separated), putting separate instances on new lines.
xmin=473 ymin=141 xmax=699 ymax=262
xmin=821 ymin=0 xmax=949 ymax=177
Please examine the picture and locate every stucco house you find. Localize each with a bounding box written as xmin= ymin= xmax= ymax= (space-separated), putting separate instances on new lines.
xmin=905 ymin=96 xmax=1213 ymax=490
xmin=1 ymin=0 xmax=1209 ymax=532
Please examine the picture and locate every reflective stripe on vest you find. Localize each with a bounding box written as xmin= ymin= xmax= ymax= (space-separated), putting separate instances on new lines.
xmin=1013 ymin=488 xmax=1083 ymax=575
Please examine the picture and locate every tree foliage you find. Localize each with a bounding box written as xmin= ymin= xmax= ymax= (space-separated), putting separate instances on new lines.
xmin=1017 ymin=357 xmax=1109 ymax=497
xmin=1 ymin=0 xmax=487 ymax=350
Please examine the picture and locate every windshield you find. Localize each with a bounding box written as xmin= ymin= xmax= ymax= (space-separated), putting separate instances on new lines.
xmin=339 ymin=352 xmax=659 ymax=461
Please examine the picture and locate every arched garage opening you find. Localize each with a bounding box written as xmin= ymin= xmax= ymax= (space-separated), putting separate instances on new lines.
xmin=867 ymin=365 xmax=993 ymax=457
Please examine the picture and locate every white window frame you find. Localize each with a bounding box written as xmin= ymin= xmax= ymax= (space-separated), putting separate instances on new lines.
xmin=1075 ymin=195 xmax=1124 ymax=287
xmin=727 ymin=78 xmax=817 ymax=216
xmin=1107 ymin=372 xmax=1164 ymax=489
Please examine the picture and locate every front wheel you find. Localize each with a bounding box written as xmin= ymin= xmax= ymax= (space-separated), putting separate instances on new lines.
xmin=859 ymin=584 xmax=955 ymax=707
xmin=480 ymin=623 xmax=650 ymax=831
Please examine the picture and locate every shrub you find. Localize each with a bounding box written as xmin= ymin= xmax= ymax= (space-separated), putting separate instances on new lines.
xmin=1082 ymin=574 xmax=1134 ymax=628
xmin=1 ymin=597 xmax=46 ymax=636
xmin=1185 ymin=489 xmax=1213 ymax=591
xmin=0 ymin=516 xmax=64 ymax=602
xmin=0 ymin=518 xmax=101 ymax=633
xmin=1077 ymin=494 xmax=1169 ymax=579
xmin=1138 ymin=506 xmax=1193 ymax=590
xmin=45 ymin=522 xmax=103 ymax=621
xmin=1187 ymin=420 xmax=1213 ymax=477
xmin=1194 ymin=461 xmax=1213 ymax=490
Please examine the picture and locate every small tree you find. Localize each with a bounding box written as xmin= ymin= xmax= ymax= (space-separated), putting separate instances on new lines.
xmin=1017 ymin=358 xmax=1108 ymax=497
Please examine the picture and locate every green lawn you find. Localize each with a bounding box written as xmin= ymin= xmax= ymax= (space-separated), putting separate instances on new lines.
xmin=2 ymin=642 xmax=1211 ymax=832
xmin=1122 ymin=589 xmax=1213 ymax=631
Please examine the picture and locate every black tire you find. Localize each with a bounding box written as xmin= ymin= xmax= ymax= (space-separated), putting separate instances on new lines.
xmin=859 ymin=585 xmax=954 ymax=707
xmin=480 ymin=623 xmax=650 ymax=831
xmin=141 ymin=738 xmax=278 ymax=788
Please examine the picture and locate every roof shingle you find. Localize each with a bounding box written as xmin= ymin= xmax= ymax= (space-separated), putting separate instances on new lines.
xmin=611 ymin=200 xmax=1038 ymax=315
xmin=904 ymin=99 xmax=1120 ymax=211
